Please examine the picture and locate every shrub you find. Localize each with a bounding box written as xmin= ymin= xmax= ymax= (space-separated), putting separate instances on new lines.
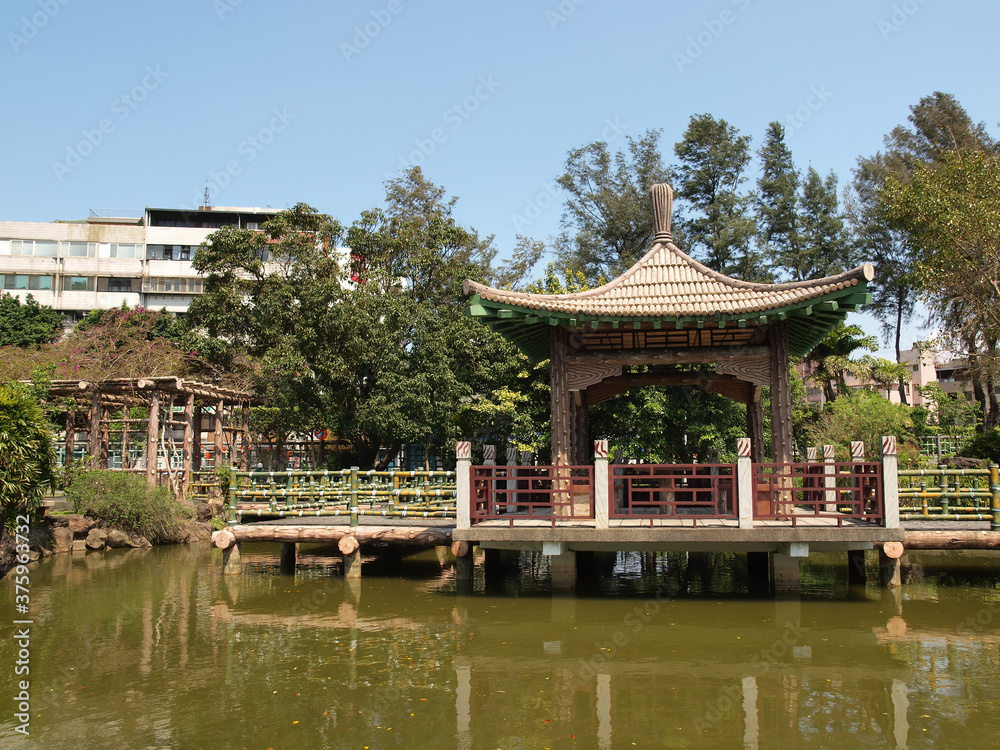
xmin=65 ymin=470 xmax=191 ymax=543
xmin=962 ymin=428 xmax=1000 ymax=465
xmin=0 ymin=381 xmax=57 ymax=531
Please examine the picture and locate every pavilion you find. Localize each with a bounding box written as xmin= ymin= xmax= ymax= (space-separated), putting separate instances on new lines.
xmin=464 ymin=184 xmax=873 ymax=464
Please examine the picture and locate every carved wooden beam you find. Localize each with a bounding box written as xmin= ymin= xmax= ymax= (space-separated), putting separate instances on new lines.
xmin=567 ymin=346 xmax=769 ymax=367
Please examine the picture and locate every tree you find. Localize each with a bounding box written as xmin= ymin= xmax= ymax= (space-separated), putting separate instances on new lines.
xmin=0 ymin=293 xmax=62 ymax=347
xmin=553 ymin=129 xmax=671 ymax=282
xmin=805 ymin=323 xmax=880 ymax=403
xmin=673 ymin=114 xmax=765 ymax=280
xmin=756 ymin=122 xmax=800 ymax=279
xmin=880 ymin=149 xmax=1000 ymax=427
xmin=796 ymin=167 xmax=854 ymax=280
xmin=189 ymin=172 xmax=531 ymax=468
xmin=0 ymin=381 xmax=57 ymax=531
xmin=848 ymin=92 xmax=997 ymax=404
xmin=808 ymin=390 xmax=918 ymax=465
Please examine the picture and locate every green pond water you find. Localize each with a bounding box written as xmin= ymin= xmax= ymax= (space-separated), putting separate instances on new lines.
xmin=1 ymin=543 xmax=999 ymax=749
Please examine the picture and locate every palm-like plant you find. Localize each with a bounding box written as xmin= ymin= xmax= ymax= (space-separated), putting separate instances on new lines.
xmin=805 ymin=323 xmax=880 ymax=403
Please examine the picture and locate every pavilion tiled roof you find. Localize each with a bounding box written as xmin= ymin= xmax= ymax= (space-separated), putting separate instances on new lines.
xmin=464 ymin=242 xmax=872 ymax=319
xmin=464 ymin=184 xmax=873 ymax=361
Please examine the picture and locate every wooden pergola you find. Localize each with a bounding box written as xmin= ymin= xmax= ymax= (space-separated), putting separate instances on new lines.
xmin=44 ymin=377 xmax=258 ymax=495
xmin=464 ymin=184 xmax=874 ymax=465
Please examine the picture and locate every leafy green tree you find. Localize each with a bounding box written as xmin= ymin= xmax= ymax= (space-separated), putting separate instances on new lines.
xmin=0 ymin=381 xmax=57 ymax=531
xmin=0 ymin=293 xmax=62 ymax=347
xmin=553 ymin=129 xmax=671 ymax=282
xmin=880 ymin=148 xmax=1000 ymax=427
xmin=756 ymin=122 xmax=800 ymax=278
xmin=673 ymin=114 xmax=765 ymax=280
xmin=916 ymin=382 xmax=978 ymax=445
xmin=807 ymin=390 xmax=918 ymax=464
xmin=805 ymin=323 xmax=880 ymax=402
xmin=849 ymin=91 xmax=997 ymax=404
xmin=796 ymin=167 xmax=854 ymax=280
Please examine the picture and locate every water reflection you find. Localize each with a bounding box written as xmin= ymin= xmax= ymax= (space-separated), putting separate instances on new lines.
xmin=0 ymin=546 xmax=998 ymax=749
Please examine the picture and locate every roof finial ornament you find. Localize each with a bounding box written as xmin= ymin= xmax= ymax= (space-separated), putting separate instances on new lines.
xmin=650 ymin=183 xmax=673 ymax=243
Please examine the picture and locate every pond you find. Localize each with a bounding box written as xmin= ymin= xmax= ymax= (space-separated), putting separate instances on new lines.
xmin=1 ymin=543 xmax=998 ymax=748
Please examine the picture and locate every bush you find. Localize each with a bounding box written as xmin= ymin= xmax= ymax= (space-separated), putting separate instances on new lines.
xmin=0 ymin=381 xmax=57 ymax=531
xmin=65 ymin=470 xmax=191 ymax=543
xmin=962 ymin=428 xmax=1000 ymax=464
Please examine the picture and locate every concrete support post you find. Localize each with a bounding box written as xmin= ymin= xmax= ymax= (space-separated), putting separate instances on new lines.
xmin=847 ymin=549 xmax=867 ymax=587
xmin=457 ymin=442 xmax=471 ymax=530
xmin=851 ymin=442 xmax=865 ymax=512
xmin=823 ymin=444 xmax=836 ymax=512
xmin=594 ymin=440 xmax=609 ymax=529
xmin=770 ymin=552 xmax=800 ymax=593
xmin=452 ymin=541 xmax=474 ymax=582
xmin=881 ymin=436 xmax=900 ymax=528
xmin=737 ymin=438 xmax=753 ymax=529
xmin=279 ymin=542 xmax=296 ymax=575
xmin=343 ymin=550 xmax=361 ymax=579
xmin=746 ymin=551 xmax=770 ymax=596
xmin=544 ymin=542 xmax=576 ymax=591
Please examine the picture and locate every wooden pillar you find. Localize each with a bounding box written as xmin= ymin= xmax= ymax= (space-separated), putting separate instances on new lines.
xmin=240 ymin=402 xmax=250 ymax=472
xmin=121 ymin=405 xmax=130 ymax=469
xmin=99 ymin=405 xmax=110 ymax=469
xmin=847 ymin=549 xmax=867 ymax=587
xmin=182 ymin=393 xmax=195 ymax=497
xmin=193 ymin=404 xmax=203 ymax=472
xmin=146 ymin=389 xmax=160 ymax=489
xmin=747 ymin=385 xmax=765 ymax=462
xmin=279 ymin=542 xmax=296 ymax=575
xmin=88 ymin=389 xmax=101 ymax=469
xmin=64 ymin=407 xmax=76 ymax=467
xmin=214 ymin=399 xmax=225 ymax=469
xmin=550 ymin=327 xmax=572 ymax=466
xmin=570 ymin=390 xmax=589 ymax=466
xmin=769 ymin=322 xmax=794 ymax=465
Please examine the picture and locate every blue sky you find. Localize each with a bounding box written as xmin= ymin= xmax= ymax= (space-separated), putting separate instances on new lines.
xmin=3 ymin=0 xmax=998 ymax=355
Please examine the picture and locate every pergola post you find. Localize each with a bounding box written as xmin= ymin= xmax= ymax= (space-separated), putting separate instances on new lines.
xmin=214 ymin=399 xmax=225 ymax=469
xmin=146 ymin=389 xmax=160 ymax=489
xmin=121 ymin=405 xmax=130 ymax=469
xmin=99 ymin=404 xmax=110 ymax=469
xmin=193 ymin=403 xmax=203 ymax=472
xmin=64 ymin=407 xmax=76 ymax=467
xmin=769 ymin=321 xmax=794 ymax=465
xmin=182 ymin=393 xmax=195 ymax=497
xmin=240 ymin=402 xmax=250 ymax=471
xmin=88 ymin=389 xmax=101 ymax=469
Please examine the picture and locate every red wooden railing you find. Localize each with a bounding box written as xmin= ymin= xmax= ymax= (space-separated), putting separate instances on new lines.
xmin=753 ymin=462 xmax=883 ymax=525
xmin=471 ymin=465 xmax=593 ymax=527
xmin=610 ymin=464 xmax=737 ymax=526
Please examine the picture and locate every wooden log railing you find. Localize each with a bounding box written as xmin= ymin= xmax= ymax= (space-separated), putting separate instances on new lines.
xmin=228 ymin=468 xmax=458 ymax=526
xmin=898 ymin=464 xmax=1000 ymax=527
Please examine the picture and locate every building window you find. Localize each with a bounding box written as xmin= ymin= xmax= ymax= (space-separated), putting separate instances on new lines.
xmin=108 ymin=243 xmax=139 ymax=259
xmin=65 ymin=242 xmax=97 ymax=258
xmin=5 ymin=240 xmax=57 ymax=257
xmin=106 ymin=278 xmax=135 ymax=293
xmin=62 ymin=276 xmax=93 ymax=291
xmin=2 ymin=275 xmax=51 ymax=290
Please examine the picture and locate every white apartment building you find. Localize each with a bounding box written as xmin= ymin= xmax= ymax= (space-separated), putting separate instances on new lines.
xmin=0 ymin=205 xmax=279 ymax=321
